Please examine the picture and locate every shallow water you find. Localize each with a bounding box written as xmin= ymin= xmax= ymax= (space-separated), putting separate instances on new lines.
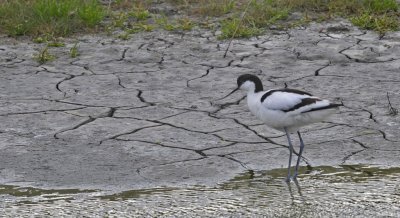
xmin=1 ymin=165 xmax=400 ymax=217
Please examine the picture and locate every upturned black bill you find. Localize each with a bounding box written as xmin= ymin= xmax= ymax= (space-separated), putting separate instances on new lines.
xmin=215 ymin=87 xmax=239 ymax=101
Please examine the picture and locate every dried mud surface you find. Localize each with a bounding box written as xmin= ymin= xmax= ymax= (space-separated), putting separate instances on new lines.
xmin=0 ymin=19 xmax=399 ymax=192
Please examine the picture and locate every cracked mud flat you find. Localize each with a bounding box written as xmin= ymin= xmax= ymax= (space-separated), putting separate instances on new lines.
xmin=1 ymin=19 xmax=400 ymax=216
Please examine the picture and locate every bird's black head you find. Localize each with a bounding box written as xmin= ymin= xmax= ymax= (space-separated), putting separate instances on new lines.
xmin=215 ymin=74 xmax=263 ymax=101
xmin=237 ymin=74 xmax=263 ymax=92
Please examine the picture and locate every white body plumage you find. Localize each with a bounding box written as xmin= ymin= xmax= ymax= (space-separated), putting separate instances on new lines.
xmin=246 ymin=89 xmax=339 ymax=133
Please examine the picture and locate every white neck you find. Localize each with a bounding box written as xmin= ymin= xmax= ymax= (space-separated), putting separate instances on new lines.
xmin=241 ymin=81 xmax=256 ymax=94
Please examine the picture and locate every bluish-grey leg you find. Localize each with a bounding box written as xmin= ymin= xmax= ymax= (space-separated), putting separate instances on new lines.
xmin=293 ymin=131 xmax=305 ymax=179
xmin=284 ymin=127 xmax=293 ymax=182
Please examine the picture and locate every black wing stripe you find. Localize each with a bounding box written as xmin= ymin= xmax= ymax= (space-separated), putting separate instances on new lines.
xmin=260 ymin=90 xmax=275 ymax=102
xmin=301 ymin=103 xmax=342 ymax=113
xmin=283 ymin=98 xmax=321 ymax=112
xmin=260 ymin=88 xmax=312 ymax=103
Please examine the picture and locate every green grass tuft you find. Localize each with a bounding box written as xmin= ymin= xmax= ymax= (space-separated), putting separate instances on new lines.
xmin=351 ymin=12 xmax=399 ymax=34
xmin=33 ymin=46 xmax=56 ymax=64
xmin=69 ymin=43 xmax=80 ymax=58
xmin=0 ymin=0 xmax=105 ymax=37
xmin=219 ymin=18 xmax=262 ymax=39
xmin=78 ymin=0 xmax=105 ymax=27
xmin=363 ymin=0 xmax=398 ymax=13
xmin=129 ymin=7 xmax=151 ymax=21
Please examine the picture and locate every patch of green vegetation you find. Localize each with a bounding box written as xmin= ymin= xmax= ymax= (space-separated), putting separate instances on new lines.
xmin=129 ymin=7 xmax=151 ymax=21
xmin=135 ymin=23 xmax=155 ymax=32
xmin=0 ymin=0 xmax=105 ymax=37
xmin=364 ymin=0 xmax=398 ymax=13
xmin=245 ymin=1 xmax=290 ymax=28
xmin=32 ymin=34 xmax=65 ymax=47
xmin=33 ymin=36 xmax=47 ymax=44
xmin=33 ymin=46 xmax=55 ymax=64
xmin=47 ymin=41 xmax=65 ymax=47
xmin=69 ymin=43 xmax=79 ymax=58
xmin=155 ymin=15 xmax=196 ymax=32
xmin=191 ymin=0 xmax=236 ymax=17
xmin=78 ymin=0 xmax=105 ymax=27
xmin=1 ymin=0 xmax=399 ymax=39
xmin=177 ymin=18 xmax=194 ymax=31
xmin=112 ymin=12 xmax=129 ymax=29
xmin=155 ymin=15 xmax=178 ymax=31
xmin=219 ymin=18 xmax=262 ymax=39
xmin=351 ymin=12 xmax=399 ymax=34
xmin=117 ymin=32 xmax=131 ymax=40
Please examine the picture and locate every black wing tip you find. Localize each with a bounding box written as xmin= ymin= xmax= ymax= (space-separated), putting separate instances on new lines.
xmin=302 ymin=103 xmax=342 ymax=113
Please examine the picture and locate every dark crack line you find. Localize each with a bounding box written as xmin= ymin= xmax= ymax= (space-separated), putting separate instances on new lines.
xmin=167 ymin=105 xmax=216 ymax=114
xmin=156 ymin=38 xmax=175 ymax=49
xmin=137 ymin=90 xmax=156 ymax=106
xmin=361 ymin=108 xmax=378 ymax=123
xmin=116 ymin=116 xmax=239 ymax=144
xmin=118 ymin=48 xmax=129 ymax=61
xmin=239 ymin=54 xmax=252 ymax=62
xmin=315 ymin=61 xmax=331 ymax=76
xmin=146 ymin=119 xmax=227 ymax=136
xmin=313 ymin=38 xmax=325 ymax=46
xmin=201 ymin=142 xmax=238 ymax=152
xmin=339 ymin=44 xmax=400 ymax=63
xmin=338 ymin=44 xmax=357 ymax=60
xmin=55 ymin=75 xmax=75 ymax=97
xmin=113 ymin=110 xmax=191 ymax=122
xmin=116 ymin=105 xmax=152 ymax=111
xmin=158 ymin=110 xmax=191 ymax=121
xmin=213 ymin=138 xmax=276 ymax=144
xmin=358 ymin=58 xmax=399 ymax=64
xmin=199 ymin=60 xmax=235 ymax=69
xmin=54 ymin=117 xmax=95 ymax=139
xmin=53 ymin=107 xmax=121 ymax=139
xmin=136 ymin=168 xmax=153 ymax=181
xmin=114 ymin=138 xmax=206 ymax=158
xmin=215 ymin=146 xmax=283 ymax=157
xmin=54 ymin=100 xmax=108 ymax=108
xmin=340 ymin=138 xmax=369 ymax=164
xmin=341 ymin=148 xmax=366 ymax=164
xmin=377 ymin=129 xmax=398 ymax=142
xmin=115 ymin=133 xmax=276 ymax=164
xmin=387 ymin=92 xmax=398 ymax=116
xmin=186 ymin=66 xmax=213 ymax=88
xmin=99 ymin=124 xmax=163 ymax=145
xmin=107 ymin=107 xmax=116 ymax=117
xmin=219 ymin=155 xmax=251 ymax=170
xmin=0 ymin=59 xmax=26 ymax=68
xmin=83 ymin=65 xmax=96 ymax=75
xmin=138 ymin=43 xmax=147 ymax=50
xmin=321 ymin=33 xmax=343 ymax=39
xmin=114 ymin=74 xmax=126 ymax=89
xmin=351 ymin=139 xmax=368 ymax=149
xmin=0 ymin=107 xmax=86 ymax=116
xmin=158 ymin=55 xmax=165 ymax=65
xmin=69 ymin=60 xmax=95 ymax=75
xmin=232 ymin=118 xmax=278 ymax=145
xmin=342 ymin=104 xmax=378 ymax=123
